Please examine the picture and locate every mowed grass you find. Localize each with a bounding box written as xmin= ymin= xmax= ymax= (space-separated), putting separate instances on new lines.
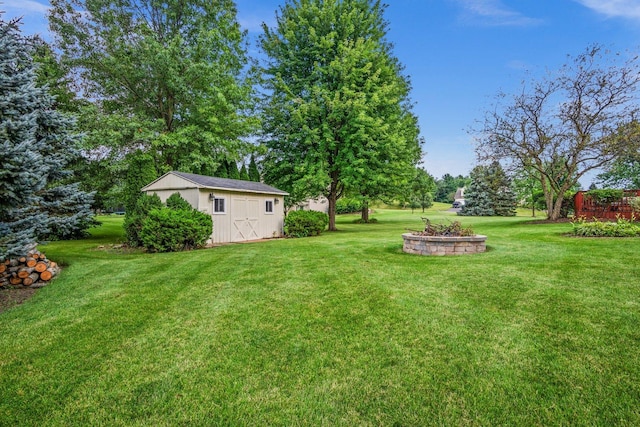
xmin=1 ymin=206 xmax=639 ymax=426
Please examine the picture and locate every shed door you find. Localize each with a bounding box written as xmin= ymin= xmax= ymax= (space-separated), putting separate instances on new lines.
xmin=232 ymin=197 xmax=260 ymax=241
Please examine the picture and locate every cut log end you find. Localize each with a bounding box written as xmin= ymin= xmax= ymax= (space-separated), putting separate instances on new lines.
xmin=39 ymin=270 xmax=53 ymax=281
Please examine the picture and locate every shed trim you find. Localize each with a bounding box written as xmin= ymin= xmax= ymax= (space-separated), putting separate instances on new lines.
xmin=141 ymin=171 xmax=289 ymax=196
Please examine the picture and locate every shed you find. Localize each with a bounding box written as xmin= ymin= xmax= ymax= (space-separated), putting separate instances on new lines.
xmin=141 ymin=171 xmax=288 ymax=244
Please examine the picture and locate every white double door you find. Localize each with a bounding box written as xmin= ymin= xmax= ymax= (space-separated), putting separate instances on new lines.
xmin=231 ymin=197 xmax=260 ymax=242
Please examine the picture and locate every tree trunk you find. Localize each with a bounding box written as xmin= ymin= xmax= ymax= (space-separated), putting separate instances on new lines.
xmin=549 ymin=197 xmax=563 ymax=220
xmin=328 ymin=191 xmax=337 ymax=231
xmin=361 ymin=201 xmax=369 ymax=223
xmin=327 ymin=171 xmax=340 ymax=231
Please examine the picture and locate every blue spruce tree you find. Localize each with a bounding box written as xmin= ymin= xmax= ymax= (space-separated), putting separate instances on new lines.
xmin=459 ymin=162 xmax=517 ymax=217
xmin=0 ymin=17 xmax=94 ymax=259
xmin=458 ymin=166 xmax=495 ymax=216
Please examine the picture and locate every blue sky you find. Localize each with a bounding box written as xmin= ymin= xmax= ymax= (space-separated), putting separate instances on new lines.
xmin=3 ymin=0 xmax=640 ymax=182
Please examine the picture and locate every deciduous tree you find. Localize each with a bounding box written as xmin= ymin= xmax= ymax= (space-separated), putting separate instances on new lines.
xmin=48 ymin=0 xmax=256 ymax=175
xmin=259 ymin=0 xmax=422 ymax=230
xmin=475 ymin=46 xmax=640 ymax=220
xmin=596 ymin=147 xmax=640 ymax=189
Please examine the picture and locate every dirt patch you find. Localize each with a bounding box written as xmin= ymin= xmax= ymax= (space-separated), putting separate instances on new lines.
xmin=0 ymin=287 xmax=37 ymax=314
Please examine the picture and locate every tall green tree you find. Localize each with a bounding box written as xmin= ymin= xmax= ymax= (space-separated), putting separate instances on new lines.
xmin=1 ymin=17 xmax=95 ymax=258
xmin=259 ymin=0 xmax=422 ymax=230
xmin=248 ymin=154 xmax=261 ymax=182
xmin=410 ymin=167 xmax=436 ymax=213
xmin=475 ymin=45 xmax=640 ymax=220
xmin=239 ymin=163 xmax=250 ymax=181
xmin=48 ymin=0 xmax=256 ymax=175
xmin=228 ymin=161 xmax=240 ymax=180
xmin=31 ymin=39 xmax=124 ymax=212
xmin=459 ymin=162 xmax=516 ymax=217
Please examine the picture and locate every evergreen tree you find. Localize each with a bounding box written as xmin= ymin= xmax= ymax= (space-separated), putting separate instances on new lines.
xmin=215 ymin=159 xmax=229 ymax=178
xmin=459 ymin=166 xmax=495 ymax=216
xmin=239 ymin=163 xmax=250 ymax=181
xmin=459 ymin=162 xmax=516 ymax=216
xmin=123 ymin=152 xmax=157 ymax=213
xmin=489 ymin=162 xmax=517 ymax=216
xmin=1 ymin=17 xmax=95 ymax=258
xmin=228 ymin=160 xmax=240 ymax=180
xmin=248 ymin=155 xmax=261 ymax=182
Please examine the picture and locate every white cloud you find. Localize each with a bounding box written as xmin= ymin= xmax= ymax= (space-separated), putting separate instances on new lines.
xmin=454 ymin=0 xmax=543 ymax=27
xmin=574 ymin=0 xmax=640 ymax=20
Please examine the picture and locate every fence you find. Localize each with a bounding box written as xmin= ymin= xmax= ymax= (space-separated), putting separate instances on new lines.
xmin=574 ymin=190 xmax=640 ymax=220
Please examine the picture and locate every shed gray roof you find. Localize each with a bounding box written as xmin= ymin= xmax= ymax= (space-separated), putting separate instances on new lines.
xmin=150 ymin=171 xmax=288 ymax=195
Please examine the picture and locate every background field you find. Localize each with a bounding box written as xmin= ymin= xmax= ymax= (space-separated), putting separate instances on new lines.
xmin=1 ymin=206 xmax=639 ymax=426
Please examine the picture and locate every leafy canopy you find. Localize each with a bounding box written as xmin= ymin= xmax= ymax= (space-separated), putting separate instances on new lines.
xmin=48 ymin=0 xmax=256 ymax=175
xmin=259 ymin=0 xmax=421 ymax=230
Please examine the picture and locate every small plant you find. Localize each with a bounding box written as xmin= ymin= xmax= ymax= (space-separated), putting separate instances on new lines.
xmin=413 ymin=217 xmax=475 ymax=237
xmin=570 ymin=214 xmax=640 ymax=237
xmin=284 ymin=210 xmax=329 ymax=237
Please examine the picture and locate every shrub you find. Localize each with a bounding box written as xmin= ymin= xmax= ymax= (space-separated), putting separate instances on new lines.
xmin=585 ymin=189 xmax=624 ymax=205
xmin=630 ymin=197 xmax=640 ymax=213
xmin=166 ymin=192 xmax=193 ymax=211
xmin=284 ymin=210 xmax=329 ymax=237
xmin=570 ymin=215 xmax=640 ymax=237
xmin=124 ymin=193 xmax=163 ymax=247
xmin=141 ymin=208 xmax=212 ymax=252
xmin=336 ymin=198 xmax=362 ymax=214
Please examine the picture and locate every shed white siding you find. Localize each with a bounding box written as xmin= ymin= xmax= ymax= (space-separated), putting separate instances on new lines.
xmin=141 ymin=171 xmax=287 ymax=244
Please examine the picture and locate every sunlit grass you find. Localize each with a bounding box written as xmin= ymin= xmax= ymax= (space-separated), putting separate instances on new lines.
xmin=1 ymin=209 xmax=639 ymax=425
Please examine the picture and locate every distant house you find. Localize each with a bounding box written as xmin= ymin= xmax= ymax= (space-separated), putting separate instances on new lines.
xmin=141 ymin=171 xmax=288 ymax=244
xmin=297 ymin=196 xmax=329 ymax=213
xmin=453 ymin=187 xmax=465 ymax=207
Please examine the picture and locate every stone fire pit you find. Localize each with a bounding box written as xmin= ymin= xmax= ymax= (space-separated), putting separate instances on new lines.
xmin=402 ymin=218 xmax=487 ymax=256
xmin=402 ymin=233 xmax=487 ymax=256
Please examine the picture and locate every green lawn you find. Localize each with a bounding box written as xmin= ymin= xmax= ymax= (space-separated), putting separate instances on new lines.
xmin=1 ymin=206 xmax=639 ymax=426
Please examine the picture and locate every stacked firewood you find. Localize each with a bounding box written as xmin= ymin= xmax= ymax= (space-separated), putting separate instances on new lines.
xmin=0 ymin=250 xmax=60 ymax=288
